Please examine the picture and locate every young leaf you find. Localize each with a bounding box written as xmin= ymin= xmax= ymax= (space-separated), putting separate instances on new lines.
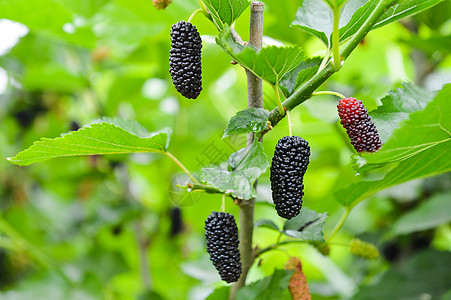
xmin=223 ymin=108 xmax=270 ymax=138
xmin=282 ymin=208 xmax=327 ymax=241
xmin=203 ymin=0 xmax=250 ymax=31
xmin=394 ymin=192 xmax=451 ymax=235
xmin=200 ymin=141 xmax=269 ymax=200
xmin=7 ymin=118 xmax=171 ymax=166
xmin=216 ymin=26 xmax=305 ymax=86
xmin=236 ymin=269 xmax=293 ymax=300
xmin=336 ymin=84 xmax=451 ymax=208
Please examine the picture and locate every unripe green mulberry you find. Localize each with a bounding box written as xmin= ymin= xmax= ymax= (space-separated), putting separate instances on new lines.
xmin=350 ymin=238 xmax=380 ymax=260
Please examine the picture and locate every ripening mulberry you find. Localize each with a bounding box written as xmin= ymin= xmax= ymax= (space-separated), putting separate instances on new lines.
xmin=204 ymin=212 xmax=242 ymax=283
xmin=350 ymin=238 xmax=380 ymax=260
xmin=169 ymin=21 xmax=202 ymax=99
xmin=337 ymin=97 xmax=382 ymax=152
xmin=284 ymin=257 xmax=312 ymax=300
xmin=270 ymin=136 xmax=310 ymax=219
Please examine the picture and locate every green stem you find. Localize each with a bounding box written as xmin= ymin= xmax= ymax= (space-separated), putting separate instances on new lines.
xmin=197 ymin=0 xmax=211 ymax=20
xmin=164 ymin=152 xmax=200 ymax=184
xmin=220 ymin=193 xmax=226 ymax=212
xmin=332 ymin=4 xmax=342 ymax=71
xmin=273 ymin=85 xmax=285 ymax=115
xmin=312 ymin=91 xmax=345 ymax=99
xmin=265 ymin=0 xmax=395 ymax=130
xmin=286 ymin=110 xmax=293 ymax=137
xmin=326 ymin=207 xmax=350 ymax=241
xmin=188 ymin=8 xmax=203 ymax=23
xmin=318 ymin=48 xmax=332 ymax=73
xmin=256 ymin=240 xmax=309 ymax=258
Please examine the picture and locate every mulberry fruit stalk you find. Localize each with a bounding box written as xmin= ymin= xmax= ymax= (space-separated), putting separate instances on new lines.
xmin=204 ymin=212 xmax=242 ymax=283
xmin=169 ymin=21 xmax=202 ymax=99
xmin=337 ymin=97 xmax=382 ymax=152
xmin=270 ymin=136 xmax=310 ymax=219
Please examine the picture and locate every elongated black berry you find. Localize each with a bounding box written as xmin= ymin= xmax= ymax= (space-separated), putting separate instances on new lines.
xmin=169 ymin=21 xmax=202 ymax=99
xmin=270 ymin=136 xmax=310 ymax=219
xmin=204 ymin=212 xmax=242 ymax=283
xmin=337 ymin=97 xmax=382 ymax=152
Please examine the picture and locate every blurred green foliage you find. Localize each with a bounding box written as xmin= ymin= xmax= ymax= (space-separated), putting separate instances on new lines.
xmin=0 ymin=0 xmax=450 ymax=299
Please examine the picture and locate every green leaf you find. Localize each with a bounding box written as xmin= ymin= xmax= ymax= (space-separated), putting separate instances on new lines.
xmin=203 ymin=0 xmax=250 ymax=30
xmin=216 ymin=26 xmax=305 ymax=86
xmin=338 ymin=0 xmax=378 ymax=42
xmin=223 ymin=108 xmax=270 ymax=138
xmin=352 ymin=250 xmax=451 ymax=300
xmin=200 ymin=141 xmax=269 ymax=200
xmin=7 ymin=118 xmax=170 ymax=166
xmin=236 ymin=269 xmax=293 ymax=300
xmin=394 ymin=192 xmax=451 ymax=235
xmin=279 ymin=56 xmax=322 ymax=97
xmin=336 ymin=84 xmax=451 ymax=207
xmin=206 ymin=287 xmax=230 ymax=300
xmin=292 ymin=0 xmax=332 ymax=46
xmin=282 ymin=208 xmax=327 ymax=241
xmin=255 ymin=219 xmax=281 ymax=232
xmin=373 ymin=0 xmax=446 ymax=30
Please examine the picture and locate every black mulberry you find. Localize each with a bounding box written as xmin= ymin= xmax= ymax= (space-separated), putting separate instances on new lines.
xmin=270 ymin=136 xmax=310 ymax=219
xmin=169 ymin=21 xmax=202 ymax=99
xmin=337 ymin=97 xmax=382 ymax=152
xmin=204 ymin=212 xmax=242 ymax=283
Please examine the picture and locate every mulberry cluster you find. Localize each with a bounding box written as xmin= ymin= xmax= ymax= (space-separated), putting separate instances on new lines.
xmin=169 ymin=21 xmax=202 ymax=99
xmin=270 ymin=136 xmax=310 ymax=219
xmin=337 ymin=97 xmax=382 ymax=152
xmin=204 ymin=212 xmax=242 ymax=283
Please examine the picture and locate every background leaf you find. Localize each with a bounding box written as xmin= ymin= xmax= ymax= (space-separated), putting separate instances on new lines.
xmin=203 ymin=0 xmax=250 ymax=30
xmin=394 ymin=192 xmax=451 ymax=235
xmin=279 ymin=56 xmax=322 ymax=97
xmin=200 ymin=141 xmax=269 ymax=200
xmin=223 ymin=108 xmax=270 ymax=138
xmin=7 ymin=118 xmax=170 ymax=165
xmin=216 ymin=26 xmax=305 ymax=86
xmin=236 ymin=269 xmax=293 ymax=300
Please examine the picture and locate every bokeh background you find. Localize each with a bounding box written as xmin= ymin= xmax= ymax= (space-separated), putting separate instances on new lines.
xmin=0 ymin=0 xmax=450 ymax=299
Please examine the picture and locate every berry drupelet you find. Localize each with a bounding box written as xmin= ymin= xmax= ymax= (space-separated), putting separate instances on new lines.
xmin=169 ymin=21 xmax=202 ymax=99
xmin=204 ymin=212 xmax=242 ymax=283
xmin=270 ymin=136 xmax=310 ymax=219
xmin=337 ymin=97 xmax=382 ymax=152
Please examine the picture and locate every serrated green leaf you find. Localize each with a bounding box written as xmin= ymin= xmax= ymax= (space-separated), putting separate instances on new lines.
xmin=282 ymin=208 xmax=327 ymax=241
xmin=200 ymin=141 xmax=269 ymax=200
xmin=216 ymin=26 xmax=304 ymax=86
xmin=352 ymin=250 xmax=451 ymax=300
xmin=7 ymin=118 xmax=170 ymax=166
xmin=394 ymin=192 xmax=451 ymax=235
xmin=373 ymin=0 xmax=446 ymax=30
xmin=236 ymin=269 xmax=293 ymax=300
xmin=336 ymin=85 xmax=451 ymax=207
xmin=203 ymin=0 xmax=250 ymax=31
xmin=255 ymin=219 xmax=281 ymax=232
xmin=338 ymin=0 xmax=378 ymax=42
xmin=279 ymin=56 xmax=322 ymax=97
xmin=223 ymin=108 xmax=270 ymax=138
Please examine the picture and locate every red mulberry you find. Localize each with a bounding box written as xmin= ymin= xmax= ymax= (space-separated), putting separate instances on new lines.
xmin=337 ymin=97 xmax=382 ymax=152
